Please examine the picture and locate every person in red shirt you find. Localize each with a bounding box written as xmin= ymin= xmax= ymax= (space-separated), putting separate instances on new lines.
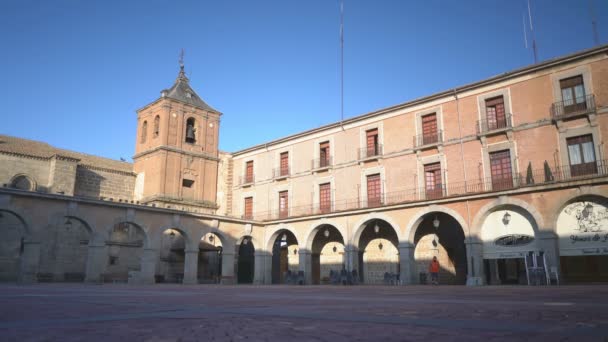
xmin=429 ymin=256 xmax=440 ymax=285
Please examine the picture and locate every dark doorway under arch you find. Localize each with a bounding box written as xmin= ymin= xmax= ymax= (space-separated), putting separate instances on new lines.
xmin=237 ymin=237 xmax=254 ymax=284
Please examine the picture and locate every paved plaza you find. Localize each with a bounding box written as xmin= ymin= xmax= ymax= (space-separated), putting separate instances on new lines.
xmin=0 ymin=284 xmax=607 ymax=341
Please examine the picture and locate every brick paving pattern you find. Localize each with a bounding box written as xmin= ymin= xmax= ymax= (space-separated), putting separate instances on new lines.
xmin=1 ymin=284 xmax=607 ymax=341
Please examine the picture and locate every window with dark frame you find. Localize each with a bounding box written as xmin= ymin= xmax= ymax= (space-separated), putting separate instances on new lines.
xmin=366 ymin=174 xmax=382 ymax=207
xmin=279 ymin=191 xmax=289 ymax=218
xmin=153 ymin=115 xmax=160 ymax=138
xmin=560 ymin=75 xmax=586 ymax=113
xmin=319 ymin=141 xmax=330 ymax=167
xmin=182 ymin=179 xmax=194 ymax=188
xmin=567 ymin=134 xmax=597 ymax=177
xmin=319 ymin=183 xmax=331 ymax=213
xmin=280 ymin=152 xmax=289 ymax=176
xmin=424 ymin=163 xmax=443 ymax=199
xmin=421 ymin=113 xmax=438 ymax=145
xmin=244 ymin=197 xmax=253 ymax=219
xmin=485 ymin=96 xmax=507 ymax=130
xmin=489 ymin=150 xmax=513 ymax=190
xmin=366 ymin=128 xmax=379 ymax=157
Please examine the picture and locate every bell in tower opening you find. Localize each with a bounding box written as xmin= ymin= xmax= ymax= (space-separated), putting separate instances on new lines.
xmin=186 ymin=118 xmax=196 ymax=143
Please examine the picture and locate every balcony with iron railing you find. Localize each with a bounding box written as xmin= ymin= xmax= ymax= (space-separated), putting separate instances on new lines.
xmin=477 ymin=114 xmax=513 ymax=135
xmin=312 ymin=156 xmax=333 ymax=171
xmin=551 ymin=94 xmax=596 ymax=121
xmin=245 ymin=159 xmax=608 ymax=221
xmin=239 ymin=174 xmax=255 ymax=186
xmin=358 ymin=144 xmax=383 ymax=161
xmin=413 ymin=130 xmax=443 ymax=150
xmin=273 ymin=167 xmax=290 ymax=180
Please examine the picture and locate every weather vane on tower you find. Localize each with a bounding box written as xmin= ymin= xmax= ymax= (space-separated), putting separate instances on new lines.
xmin=179 ymin=48 xmax=185 ymax=70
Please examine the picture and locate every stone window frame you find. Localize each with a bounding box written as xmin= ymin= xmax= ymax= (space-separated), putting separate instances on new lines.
xmin=359 ymin=166 xmax=386 ymax=206
xmin=312 ymin=175 xmax=335 ymax=213
xmin=550 ymin=65 xmax=593 ymax=104
xmin=273 ymin=183 xmax=293 ymax=217
xmin=358 ymin=122 xmax=384 ymax=157
xmin=9 ymin=174 xmax=36 ymax=191
xmin=153 ymin=115 xmax=160 ymax=138
xmin=140 ymin=120 xmax=148 ymax=144
xmin=416 ymin=153 xmax=447 ymax=198
xmin=481 ymin=140 xmax=519 ymax=187
xmin=476 ymin=88 xmax=513 ymax=131
xmin=556 ymin=125 xmax=602 ymax=169
xmin=414 ymin=106 xmax=444 ymax=144
xmin=184 ymin=116 xmax=197 ymax=144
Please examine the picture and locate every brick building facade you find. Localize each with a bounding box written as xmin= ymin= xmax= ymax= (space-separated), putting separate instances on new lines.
xmin=1 ymin=45 xmax=607 ymax=285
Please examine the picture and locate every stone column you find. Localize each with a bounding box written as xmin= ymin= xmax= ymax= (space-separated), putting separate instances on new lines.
xmin=18 ymin=240 xmax=41 ymax=284
xmin=398 ymin=243 xmax=414 ymax=285
xmin=263 ymin=251 xmax=273 ymax=285
xmin=183 ymin=249 xmax=199 ymax=284
xmin=537 ymin=231 xmax=559 ymax=282
xmin=345 ymin=245 xmax=358 ymax=272
xmin=221 ymin=252 xmax=235 ymax=284
xmin=138 ymin=248 xmax=157 ymax=285
xmin=85 ymin=242 xmax=107 ymax=283
xmin=298 ymin=250 xmax=312 ymax=284
xmin=465 ymin=241 xmax=483 ymax=286
xmin=253 ymin=251 xmax=269 ymax=285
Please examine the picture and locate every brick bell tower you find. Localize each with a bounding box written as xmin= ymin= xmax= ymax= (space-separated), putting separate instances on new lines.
xmin=133 ymin=58 xmax=221 ymax=213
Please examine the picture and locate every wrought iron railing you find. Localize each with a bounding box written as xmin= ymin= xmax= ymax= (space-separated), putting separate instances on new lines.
xmin=413 ymin=130 xmax=443 ymax=148
xmin=273 ymin=167 xmax=290 ymax=179
xmin=477 ymin=114 xmax=513 ymax=135
xmin=358 ymin=144 xmax=383 ymax=160
xmin=239 ymin=174 xmax=255 ymax=186
xmin=551 ymin=94 xmax=595 ymax=121
xmin=245 ymin=160 xmax=608 ymax=221
xmin=312 ymin=156 xmax=333 ymax=169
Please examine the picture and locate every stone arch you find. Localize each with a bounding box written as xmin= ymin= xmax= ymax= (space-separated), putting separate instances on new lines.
xmin=265 ymin=224 xmax=299 ymax=252
xmin=404 ymin=205 xmax=469 ymax=244
xmin=156 ymin=224 xmax=192 ymax=250
xmin=551 ymin=191 xmax=608 ymax=230
xmin=351 ymin=213 xmax=402 ymax=246
xmin=303 ymin=219 xmax=347 ymax=251
xmin=104 ymin=217 xmax=151 ymax=249
xmin=0 ymin=205 xmax=33 ymax=238
xmin=9 ymin=174 xmax=36 ymax=191
xmin=471 ymin=197 xmax=545 ymax=239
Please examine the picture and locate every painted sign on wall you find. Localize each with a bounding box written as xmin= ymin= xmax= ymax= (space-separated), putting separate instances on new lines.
xmin=557 ymin=201 xmax=608 ymax=256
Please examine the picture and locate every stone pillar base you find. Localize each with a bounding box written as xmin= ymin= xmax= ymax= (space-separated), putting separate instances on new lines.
xmin=466 ymin=276 xmax=483 ymax=286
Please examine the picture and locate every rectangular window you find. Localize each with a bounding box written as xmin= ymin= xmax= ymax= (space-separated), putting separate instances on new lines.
xmin=366 ymin=128 xmax=379 ymax=157
xmin=489 ymin=150 xmax=513 ymax=190
xmin=485 ymin=96 xmax=506 ymax=130
xmin=424 ymin=163 xmax=443 ymax=199
xmin=245 ymin=161 xmax=254 ymax=183
xmin=244 ymin=197 xmax=253 ymax=220
xmin=422 ymin=113 xmax=438 ymax=145
xmin=560 ymin=76 xmax=586 ymax=113
xmin=319 ymin=141 xmax=330 ymax=168
xmin=182 ymin=179 xmax=194 ymax=188
xmin=280 ymin=152 xmax=289 ymax=176
xmin=366 ymin=174 xmax=382 ymax=207
xmin=279 ymin=191 xmax=289 ymax=218
xmin=567 ymin=135 xmax=597 ymax=177
xmin=319 ymin=183 xmax=331 ymax=214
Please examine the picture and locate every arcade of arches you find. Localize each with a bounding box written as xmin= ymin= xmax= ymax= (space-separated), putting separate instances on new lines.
xmin=2 ymin=193 xmax=608 ymax=285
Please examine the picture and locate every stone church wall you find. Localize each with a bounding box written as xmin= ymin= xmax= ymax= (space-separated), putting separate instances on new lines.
xmin=74 ymin=166 xmax=136 ymax=201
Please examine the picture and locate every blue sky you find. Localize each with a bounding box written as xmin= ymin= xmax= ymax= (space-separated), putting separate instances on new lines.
xmin=1 ymin=0 xmax=606 ymax=160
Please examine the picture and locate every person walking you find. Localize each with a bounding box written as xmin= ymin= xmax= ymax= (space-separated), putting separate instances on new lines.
xmin=429 ymin=256 xmax=440 ymax=285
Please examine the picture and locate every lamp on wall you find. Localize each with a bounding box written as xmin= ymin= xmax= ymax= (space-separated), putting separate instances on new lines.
xmin=502 ymin=211 xmax=512 ymax=226
xmin=324 ymin=228 xmax=330 ymax=238
xmin=169 ymin=230 xmax=176 ymax=238
xmin=374 ymin=221 xmax=380 ymax=234
xmin=65 ymin=218 xmax=73 ymax=230
xmin=432 ymin=215 xmax=440 ymax=229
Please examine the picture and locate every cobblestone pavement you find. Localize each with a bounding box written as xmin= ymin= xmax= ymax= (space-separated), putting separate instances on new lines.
xmin=1 ymin=284 xmax=607 ymax=341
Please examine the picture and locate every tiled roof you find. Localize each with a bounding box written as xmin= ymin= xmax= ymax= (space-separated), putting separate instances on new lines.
xmin=0 ymin=134 xmax=133 ymax=173
xmin=160 ymin=67 xmax=219 ymax=113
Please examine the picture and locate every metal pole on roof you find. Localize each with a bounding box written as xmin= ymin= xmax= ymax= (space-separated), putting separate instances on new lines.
xmin=339 ymin=0 xmax=345 ymax=130
xmin=589 ymin=0 xmax=600 ymax=46
xmin=527 ymin=0 xmax=538 ymax=63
